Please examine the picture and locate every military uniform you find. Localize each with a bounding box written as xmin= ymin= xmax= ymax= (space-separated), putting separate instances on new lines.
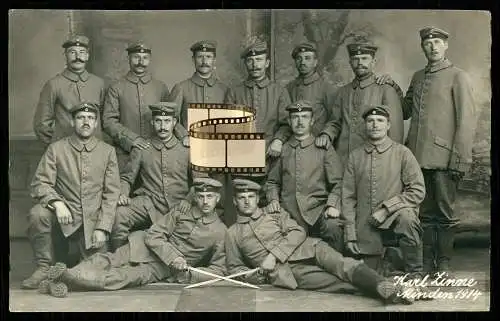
xmin=225 ymin=179 xmax=412 ymax=305
xmin=44 ymin=178 xmax=228 ymax=293
xmin=111 ymin=103 xmax=192 ymax=250
xmin=102 ymin=42 xmax=188 ymax=170
xmin=320 ymin=42 xmax=404 ymax=164
xmin=33 ymin=35 xmax=106 ymax=145
xmin=402 ymin=27 xmax=477 ymax=273
xmin=266 ymin=101 xmax=344 ymax=251
xmin=286 ymin=42 xmax=337 ymax=137
xmin=23 ymin=103 xmax=120 ymax=289
xmin=342 ymin=105 xmax=426 ymax=274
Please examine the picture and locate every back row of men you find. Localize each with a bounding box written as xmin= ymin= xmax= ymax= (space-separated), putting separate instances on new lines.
xmin=24 ymin=26 xmax=476 ymax=297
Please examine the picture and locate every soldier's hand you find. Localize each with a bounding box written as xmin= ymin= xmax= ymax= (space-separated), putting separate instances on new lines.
xmin=182 ymin=136 xmax=190 ymax=147
xmin=53 ymin=201 xmax=73 ymax=225
xmin=267 ymin=139 xmax=283 ymax=158
xmin=260 ymin=253 xmax=277 ymax=273
xmin=375 ymin=73 xmax=393 ymax=85
xmin=369 ymin=208 xmax=389 ymax=227
xmin=92 ymin=230 xmax=108 ymax=249
xmin=178 ymin=200 xmax=192 ymax=214
xmin=266 ymin=200 xmax=281 ymax=213
xmin=315 ymin=134 xmax=331 ymax=149
xmin=118 ymin=194 xmax=130 ymax=206
xmin=171 ymin=257 xmax=189 ymax=272
xmin=324 ymin=206 xmax=340 ymax=218
xmin=132 ymin=137 xmax=151 ymax=150
xmin=346 ymin=241 xmax=361 ymax=255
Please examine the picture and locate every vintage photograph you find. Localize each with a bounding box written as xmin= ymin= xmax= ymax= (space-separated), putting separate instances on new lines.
xmin=8 ymin=9 xmax=491 ymax=312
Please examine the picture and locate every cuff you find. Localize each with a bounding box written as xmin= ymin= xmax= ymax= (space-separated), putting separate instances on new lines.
xmin=120 ymin=180 xmax=131 ymax=197
xmin=269 ymin=246 xmax=288 ymax=263
xmin=95 ymin=215 xmax=114 ymax=233
xmin=382 ymin=196 xmax=404 ymax=214
xmin=266 ymin=188 xmax=280 ymax=203
xmin=449 ymin=152 xmax=472 ymax=173
xmin=162 ymin=247 xmax=185 ymax=266
xmin=41 ymin=195 xmax=63 ymax=209
xmin=344 ymin=224 xmax=357 ymax=242
xmin=326 ymin=194 xmax=341 ymax=208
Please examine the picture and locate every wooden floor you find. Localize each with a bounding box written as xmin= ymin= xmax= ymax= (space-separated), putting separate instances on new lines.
xmin=9 ymin=240 xmax=491 ymax=312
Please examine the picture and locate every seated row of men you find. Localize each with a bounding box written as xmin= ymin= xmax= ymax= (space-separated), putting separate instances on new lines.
xmin=21 ymin=98 xmax=431 ymax=305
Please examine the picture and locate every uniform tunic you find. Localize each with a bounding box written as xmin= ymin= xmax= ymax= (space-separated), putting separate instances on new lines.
xmin=342 ymin=137 xmax=426 ymax=255
xmin=286 ymin=72 xmax=337 ymax=137
xmin=33 ymin=69 xmax=106 ymax=145
xmin=168 ymin=73 xmax=228 ymax=129
xmin=30 ymin=135 xmax=120 ymax=249
xmin=225 ymin=77 xmax=292 ymax=147
xmin=320 ymin=73 xmax=404 ymax=163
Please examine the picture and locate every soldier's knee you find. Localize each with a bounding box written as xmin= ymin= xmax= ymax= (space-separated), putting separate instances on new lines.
xmin=395 ymin=208 xmax=420 ymax=229
xmin=29 ymin=204 xmax=53 ymax=227
xmin=114 ymin=206 xmax=132 ymax=227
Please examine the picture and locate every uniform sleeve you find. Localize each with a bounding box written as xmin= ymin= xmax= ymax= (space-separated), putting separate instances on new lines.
xmin=341 ymin=152 xmax=358 ymax=242
xmin=320 ymin=90 xmax=343 ymax=142
xmin=224 ymin=87 xmax=236 ymax=104
xmin=272 ymin=87 xmax=293 ymax=143
xmin=119 ymin=147 xmax=142 ymax=196
xmin=144 ymin=207 xmax=183 ymax=266
xmin=268 ymin=210 xmax=307 ymax=263
xmin=95 ymin=148 xmax=121 ymax=232
xmin=189 ymin=233 xmax=228 ymax=282
xmin=265 ymin=153 xmax=283 ymax=202
xmin=161 ymin=82 xmax=170 ymax=101
xmin=33 ymin=81 xmax=56 ymax=145
xmin=382 ymin=148 xmax=426 ymax=214
xmin=449 ymin=71 xmax=477 ymax=174
xmin=382 ymin=84 xmax=405 ymax=144
xmin=225 ymin=229 xmax=251 ymax=275
xmin=167 ymin=83 xmax=184 ymax=119
xmin=325 ymin=146 xmax=343 ymax=209
xmin=30 ymin=144 xmax=63 ymax=207
xmin=402 ymin=76 xmax=416 ymax=121
xmin=102 ymin=84 xmax=140 ymax=152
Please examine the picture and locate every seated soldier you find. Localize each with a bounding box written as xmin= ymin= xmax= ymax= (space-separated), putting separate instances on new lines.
xmin=225 ymin=179 xmax=431 ymax=305
xmin=39 ymin=178 xmax=227 ymax=297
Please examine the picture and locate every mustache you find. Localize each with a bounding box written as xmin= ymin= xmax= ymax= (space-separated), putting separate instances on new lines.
xmin=71 ymin=59 xmax=86 ymax=63
xmin=199 ymin=64 xmax=211 ymax=68
xmin=133 ymin=64 xmax=147 ymax=68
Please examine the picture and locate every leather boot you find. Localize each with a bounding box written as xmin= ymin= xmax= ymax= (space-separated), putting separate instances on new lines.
xmin=399 ymin=240 xmax=424 ymax=277
xmin=21 ymin=233 xmax=54 ymax=289
xmin=422 ymin=226 xmax=437 ymax=274
xmin=437 ymin=228 xmax=455 ymax=276
xmin=350 ymin=264 xmax=413 ymax=305
xmin=48 ymin=262 xmax=106 ymax=291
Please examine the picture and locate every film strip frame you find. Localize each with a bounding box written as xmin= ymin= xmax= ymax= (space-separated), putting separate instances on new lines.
xmin=188 ymin=103 xmax=266 ymax=175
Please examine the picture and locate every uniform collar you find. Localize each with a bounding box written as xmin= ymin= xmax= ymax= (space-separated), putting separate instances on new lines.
xmin=364 ymin=137 xmax=393 ymax=154
xmin=352 ymin=73 xmax=376 ymax=89
xmin=236 ymin=208 xmax=263 ymax=224
xmin=288 ymin=135 xmax=315 ymax=149
xmin=244 ymin=77 xmax=270 ymax=89
xmin=297 ymin=71 xmax=321 ymax=86
xmin=190 ymin=72 xmax=217 ymax=87
xmin=425 ymin=58 xmax=453 ymax=73
xmin=62 ymin=69 xmax=90 ymax=82
xmin=68 ymin=134 xmax=97 ymax=152
xmin=150 ymin=136 xmax=179 ymax=150
xmin=126 ymin=71 xmax=152 ymax=84
xmin=191 ymin=206 xmax=219 ymax=225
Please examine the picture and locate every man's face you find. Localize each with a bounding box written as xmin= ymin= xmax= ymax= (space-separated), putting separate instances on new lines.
xmin=421 ymin=38 xmax=448 ymax=63
xmin=65 ymin=46 xmax=89 ymax=72
xmin=193 ymin=51 xmax=216 ymax=76
xmin=365 ymin=114 xmax=390 ymax=140
xmin=71 ymin=111 xmax=98 ymax=138
xmin=195 ymin=191 xmax=220 ymax=215
xmin=128 ymin=52 xmax=151 ymax=75
xmin=349 ymin=53 xmax=376 ymax=78
xmin=294 ymin=51 xmax=318 ymax=76
xmin=288 ymin=111 xmax=314 ymax=136
xmin=234 ymin=191 xmax=259 ymax=215
xmin=245 ymin=54 xmax=270 ymax=80
xmin=151 ymin=115 xmax=176 ymax=141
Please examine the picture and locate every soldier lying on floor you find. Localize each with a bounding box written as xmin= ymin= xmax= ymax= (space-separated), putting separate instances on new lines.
xmin=225 ymin=179 xmax=432 ymax=305
xmin=38 ymin=178 xmax=227 ymax=297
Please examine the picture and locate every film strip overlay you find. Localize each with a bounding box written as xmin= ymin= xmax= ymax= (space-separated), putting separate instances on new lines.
xmin=188 ymin=103 xmax=266 ymax=175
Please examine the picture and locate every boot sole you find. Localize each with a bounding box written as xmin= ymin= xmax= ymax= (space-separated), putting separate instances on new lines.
xmin=47 ymin=263 xmax=67 ymax=282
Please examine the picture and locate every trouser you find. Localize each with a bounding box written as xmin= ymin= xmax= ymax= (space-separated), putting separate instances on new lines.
xmin=110 ymin=195 xmax=165 ymax=251
xmin=59 ymin=243 xmax=169 ymax=291
xmin=27 ymin=204 xmax=108 ymax=269
xmin=308 ymin=215 xmax=344 ymax=254
xmin=420 ymin=169 xmax=460 ymax=271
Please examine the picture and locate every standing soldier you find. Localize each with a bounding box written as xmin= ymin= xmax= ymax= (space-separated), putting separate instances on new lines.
xmin=316 ymin=41 xmax=404 ymax=164
xmin=33 ymin=35 xmax=106 ymax=145
xmin=342 ymin=105 xmax=426 ymax=277
xmin=110 ymin=103 xmax=193 ymax=251
xmin=102 ymin=41 xmax=189 ymax=171
xmin=401 ymin=27 xmax=477 ymax=275
xmin=22 ymin=102 xmax=120 ymax=289
xmin=286 ymin=42 xmax=337 ymax=137
xmin=266 ymin=100 xmax=344 ymax=252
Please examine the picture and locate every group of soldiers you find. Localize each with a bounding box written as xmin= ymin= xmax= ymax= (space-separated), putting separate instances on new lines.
xmin=19 ymin=25 xmax=476 ymax=306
